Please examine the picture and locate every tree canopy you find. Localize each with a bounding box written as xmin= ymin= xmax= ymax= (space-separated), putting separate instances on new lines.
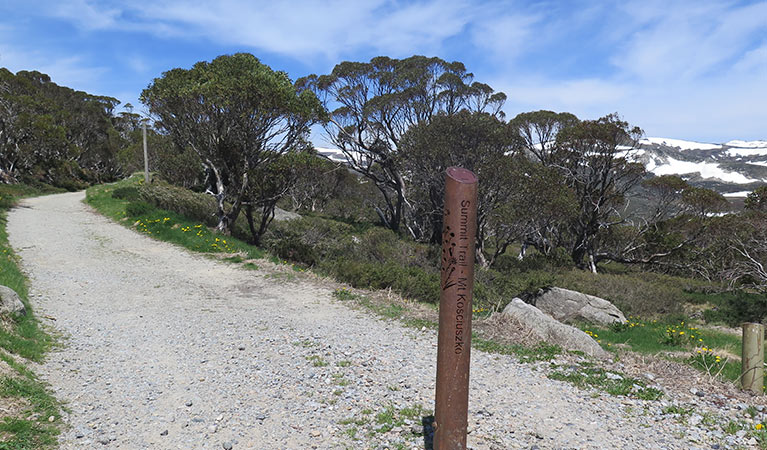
xmin=299 ymin=55 xmax=506 ymax=235
xmin=141 ymin=53 xmax=323 ymax=234
xmin=0 ymin=68 xmax=128 ymax=187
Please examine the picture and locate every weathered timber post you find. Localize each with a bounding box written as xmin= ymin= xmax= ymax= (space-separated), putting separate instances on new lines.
xmin=434 ymin=167 xmax=478 ymax=450
xmin=741 ymin=322 xmax=764 ymax=393
xmin=142 ymin=121 xmax=149 ymax=184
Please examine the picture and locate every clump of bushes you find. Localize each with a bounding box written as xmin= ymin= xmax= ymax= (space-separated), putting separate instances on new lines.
xmin=112 ymin=186 xmax=140 ymax=201
xmin=138 ymin=180 xmax=218 ymax=227
xmin=554 ymin=269 xmax=688 ymax=317
xmin=125 ymin=201 xmax=153 ymax=217
xmin=703 ymin=291 xmax=767 ymax=326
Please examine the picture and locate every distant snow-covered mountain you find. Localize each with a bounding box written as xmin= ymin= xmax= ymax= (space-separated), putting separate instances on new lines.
xmin=316 ymin=138 xmax=767 ymax=197
xmin=634 ymin=138 xmax=767 ymax=196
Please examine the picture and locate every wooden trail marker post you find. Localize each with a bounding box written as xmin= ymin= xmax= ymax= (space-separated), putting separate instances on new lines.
xmin=741 ymin=322 xmax=764 ymax=393
xmin=434 ymin=167 xmax=478 ymax=450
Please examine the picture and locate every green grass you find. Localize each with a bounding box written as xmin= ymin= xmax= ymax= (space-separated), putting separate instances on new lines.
xmin=580 ymin=317 xmax=766 ymax=390
xmin=86 ymin=176 xmax=264 ymax=259
xmin=0 ymin=183 xmax=63 ymax=449
xmin=473 ymin=336 xmax=560 ymax=363
xmin=548 ymin=363 xmax=663 ymax=400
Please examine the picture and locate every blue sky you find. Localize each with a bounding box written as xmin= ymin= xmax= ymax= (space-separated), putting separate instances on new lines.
xmin=1 ymin=0 xmax=765 ymax=144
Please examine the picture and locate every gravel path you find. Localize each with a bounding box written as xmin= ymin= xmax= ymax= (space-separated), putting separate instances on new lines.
xmin=4 ymin=192 xmax=741 ymax=449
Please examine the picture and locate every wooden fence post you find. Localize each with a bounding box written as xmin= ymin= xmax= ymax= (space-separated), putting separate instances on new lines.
xmin=741 ymin=322 xmax=764 ymax=394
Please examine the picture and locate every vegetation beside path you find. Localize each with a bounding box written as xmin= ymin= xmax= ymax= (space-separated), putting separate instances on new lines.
xmin=0 ymin=184 xmax=63 ymax=450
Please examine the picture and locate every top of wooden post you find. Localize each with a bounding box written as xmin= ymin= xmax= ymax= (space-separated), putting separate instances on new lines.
xmin=446 ymin=167 xmax=477 ymax=184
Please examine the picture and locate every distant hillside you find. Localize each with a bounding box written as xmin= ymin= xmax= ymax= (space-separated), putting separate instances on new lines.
xmin=318 ymin=138 xmax=767 ymax=199
xmin=634 ymin=138 xmax=767 ymax=197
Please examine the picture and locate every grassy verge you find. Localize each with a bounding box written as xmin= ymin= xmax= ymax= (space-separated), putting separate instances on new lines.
xmin=85 ymin=176 xmax=263 ymax=259
xmin=0 ymin=183 xmax=63 ymax=449
xmin=580 ymin=317 xmax=766 ymax=390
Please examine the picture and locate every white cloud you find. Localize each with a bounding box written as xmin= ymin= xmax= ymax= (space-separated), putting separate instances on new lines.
xmin=51 ymin=0 xmax=122 ymax=30
xmin=612 ymin=1 xmax=767 ymax=80
xmin=31 ymin=0 xmax=478 ymax=61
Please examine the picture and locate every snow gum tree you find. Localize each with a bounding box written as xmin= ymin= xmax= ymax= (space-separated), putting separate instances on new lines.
xmin=398 ymin=111 xmax=515 ymax=259
xmin=554 ymin=114 xmax=645 ymax=272
xmin=299 ymin=55 xmax=506 ymax=236
xmin=141 ymin=53 xmax=323 ymax=235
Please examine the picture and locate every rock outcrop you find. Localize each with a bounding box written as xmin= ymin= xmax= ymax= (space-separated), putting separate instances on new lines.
xmin=0 ymin=285 xmax=26 ymax=317
xmin=532 ymin=287 xmax=626 ymax=326
xmin=502 ymin=298 xmax=609 ymax=359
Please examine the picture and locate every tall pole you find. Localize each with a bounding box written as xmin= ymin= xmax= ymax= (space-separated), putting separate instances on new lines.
xmin=434 ymin=167 xmax=478 ymax=450
xmin=142 ymin=121 xmax=149 ymax=184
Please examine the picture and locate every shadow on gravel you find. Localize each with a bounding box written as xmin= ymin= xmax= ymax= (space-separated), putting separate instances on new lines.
xmin=421 ymin=415 xmax=434 ymax=449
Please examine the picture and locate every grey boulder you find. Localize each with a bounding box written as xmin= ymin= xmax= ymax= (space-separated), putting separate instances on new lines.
xmin=0 ymin=285 xmax=26 ymax=317
xmin=532 ymin=287 xmax=626 ymax=326
xmin=502 ymin=298 xmax=609 ymax=359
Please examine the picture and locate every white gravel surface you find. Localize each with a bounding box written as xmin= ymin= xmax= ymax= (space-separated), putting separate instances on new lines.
xmin=5 ymin=191 xmax=760 ymax=449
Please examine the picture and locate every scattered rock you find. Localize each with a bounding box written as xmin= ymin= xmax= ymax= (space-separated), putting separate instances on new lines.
xmin=273 ymin=207 xmax=300 ymax=222
xmin=530 ymin=287 xmax=626 ymax=325
xmin=0 ymin=285 xmax=26 ymax=317
xmin=160 ymin=430 xmax=168 ymax=436
xmin=502 ymin=298 xmax=610 ymax=359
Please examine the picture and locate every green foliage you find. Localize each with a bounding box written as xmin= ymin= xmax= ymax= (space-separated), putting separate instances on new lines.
xmin=111 ymin=186 xmax=140 ymax=201
xmin=702 ymin=291 xmax=767 ymax=326
xmin=301 ymin=55 xmax=505 ymax=233
xmin=124 ymin=201 xmax=153 ymax=217
xmin=329 ymin=260 xmax=440 ymax=304
xmin=745 ymin=186 xmax=767 ymax=212
xmin=472 ymin=337 xmax=560 ymax=363
xmin=141 ymin=53 xmax=323 ymax=233
xmin=399 ymin=110 xmax=515 ymax=243
xmin=548 ymin=364 xmax=663 ymax=400
xmin=555 ymin=269 xmax=689 ymax=316
xmin=681 ymin=186 xmax=729 ymax=216
xmin=87 ymin=176 xmax=263 ymax=259
xmin=0 ymin=68 xmax=130 ymax=187
xmin=137 ymin=180 xmax=218 ymax=227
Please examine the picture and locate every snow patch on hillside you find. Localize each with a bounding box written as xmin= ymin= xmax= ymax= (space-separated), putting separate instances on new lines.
xmin=725 ymin=140 xmax=767 ymax=148
xmin=723 ymin=191 xmax=752 ymax=197
xmin=726 ymin=147 xmax=767 ymax=157
xmin=641 ymin=137 xmax=721 ymax=151
xmin=649 ymin=157 xmax=758 ymax=184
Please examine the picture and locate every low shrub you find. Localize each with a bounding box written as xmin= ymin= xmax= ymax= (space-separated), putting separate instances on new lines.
xmin=553 ymin=269 xmax=688 ymax=317
xmin=111 ymin=186 xmax=140 ymax=201
xmin=125 ymin=201 xmax=154 ymax=217
xmin=138 ymin=181 xmax=218 ymax=227
xmin=703 ymin=291 xmax=767 ymax=326
xmin=264 ymin=216 xmax=354 ymax=266
xmin=326 ymin=260 xmax=440 ymax=304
